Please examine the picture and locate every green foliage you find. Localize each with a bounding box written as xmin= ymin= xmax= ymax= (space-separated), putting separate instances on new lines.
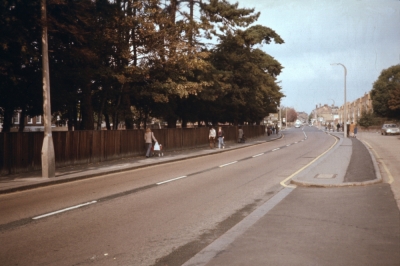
xmin=0 ymin=0 xmax=285 ymax=130
xmin=370 ymin=65 xmax=400 ymax=118
xmin=0 ymin=0 xmax=42 ymax=131
xmin=357 ymin=110 xmax=377 ymax=129
xmin=208 ymin=25 xmax=284 ymax=124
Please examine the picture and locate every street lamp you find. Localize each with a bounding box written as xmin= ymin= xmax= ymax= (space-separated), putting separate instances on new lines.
xmin=331 ymin=63 xmax=347 ymax=138
xmin=285 ymin=107 xmax=287 ymax=129
xmin=277 ymin=106 xmax=281 ymax=130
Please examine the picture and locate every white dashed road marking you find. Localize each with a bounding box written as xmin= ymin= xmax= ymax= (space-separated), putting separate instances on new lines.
xmin=33 ymin=201 xmax=97 ymax=220
xmin=219 ymin=161 xmax=238 ymax=168
xmin=157 ymin=176 xmax=188 ymax=185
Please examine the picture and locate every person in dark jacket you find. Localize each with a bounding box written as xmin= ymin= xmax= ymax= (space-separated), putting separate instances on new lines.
xmin=217 ymin=127 xmax=225 ymax=149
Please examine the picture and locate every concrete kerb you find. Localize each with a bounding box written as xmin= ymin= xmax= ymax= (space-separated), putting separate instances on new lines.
xmin=0 ymin=133 xmax=283 ymax=194
xmin=291 ymin=131 xmax=382 ymax=188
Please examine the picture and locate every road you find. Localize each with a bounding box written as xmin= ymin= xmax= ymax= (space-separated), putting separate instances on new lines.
xmin=0 ymin=127 xmax=332 ymax=265
xmin=1 ymin=127 xmax=399 ymax=266
xmin=357 ymin=131 xmax=400 ymax=209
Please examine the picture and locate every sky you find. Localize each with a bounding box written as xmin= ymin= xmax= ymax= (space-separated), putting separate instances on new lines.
xmin=238 ymin=0 xmax=400 ymax=114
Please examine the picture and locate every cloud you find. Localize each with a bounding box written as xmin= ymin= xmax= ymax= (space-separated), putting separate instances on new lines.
xmin=240 ymin=0 xmax=400 ymax=113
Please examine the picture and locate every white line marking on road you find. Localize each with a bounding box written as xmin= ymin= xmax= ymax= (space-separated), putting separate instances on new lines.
xmin=157 ymin=176 xmax=187 ymax=185
xmin=252 ymin=153 xmax=264 ymax=158
xmin=272 ymin=148 xmax=280 ymax=151
xmin=286 ymin=144 xmax=291 ymax=147
xmin=219 ymin=161 xmax=238 ymax=168
xmin=32 ymin=201 xmax=97 ymax=220
xmin=294 ymin=142 xmax=298 ymax=143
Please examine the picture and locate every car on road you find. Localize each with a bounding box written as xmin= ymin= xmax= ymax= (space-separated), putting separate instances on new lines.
xmin=294 ymin=120 xmax=302 ymax=128
xmin=381 ymin=123 xmax=400 ymax=135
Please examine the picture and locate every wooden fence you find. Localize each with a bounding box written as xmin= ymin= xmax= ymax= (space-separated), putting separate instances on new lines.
xmin=0 ymin=125 xmax=265 ymax=176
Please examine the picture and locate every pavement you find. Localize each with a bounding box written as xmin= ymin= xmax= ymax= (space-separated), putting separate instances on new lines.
xmin=291 ymin=131 xmax=382 ymax=187
xmin=2 ymin=127 xmax=399 ymax=265
xmin=182 ymin=129 xmax=400 ymax=266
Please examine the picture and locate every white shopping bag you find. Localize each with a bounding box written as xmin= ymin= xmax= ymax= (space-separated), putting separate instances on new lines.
xmin=154 ymin=142 xmax=160 ymax=151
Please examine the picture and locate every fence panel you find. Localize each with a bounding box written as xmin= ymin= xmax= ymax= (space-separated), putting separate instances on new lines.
xmin=182 ymin=128 xmax=197 ymax=148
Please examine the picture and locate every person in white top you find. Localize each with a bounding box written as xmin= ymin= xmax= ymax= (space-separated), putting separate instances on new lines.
xmin=209 ymin=126 xmax=216 ymax=148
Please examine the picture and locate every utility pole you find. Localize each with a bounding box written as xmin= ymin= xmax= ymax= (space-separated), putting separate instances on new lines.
xmin=331 ymin=63 xmax=347 ymax=138
xmin=41 ymin=0 xmax=55 ymax=177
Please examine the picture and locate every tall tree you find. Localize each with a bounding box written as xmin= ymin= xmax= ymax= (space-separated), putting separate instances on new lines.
xmin=371 ymin=65 xmax=400 ymax=118
xmin=0 ymin=0 xmax=42 ymax=132
xmin=209 ymin=25 xmax=284 ymax=124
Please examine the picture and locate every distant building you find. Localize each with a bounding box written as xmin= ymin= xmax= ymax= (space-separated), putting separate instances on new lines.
xmin=296 ymin=112 xmax=308 ymax=123
xmin=264 ymin=113 xmax=279 ymax=125
xmin=338 ymin=92 xmax=373 ymax=123
xmin=0 ymin=110 xmax=44 ymax=132
xmin=312 ymin=104 xmax=338 ymax=125
xmin=311 ymin=92 xmax=373 ymax=126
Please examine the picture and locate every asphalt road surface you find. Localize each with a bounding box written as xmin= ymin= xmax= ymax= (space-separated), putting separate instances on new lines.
xmin=1 ymin=127 xmax=398 ymax=265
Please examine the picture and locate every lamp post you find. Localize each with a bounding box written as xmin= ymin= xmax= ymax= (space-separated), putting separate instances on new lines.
xmin=275 ymin=106 xmax=282 ymax=132
xmin=331 ymin=63 xmax=347 ymax=138
xmin=285 ymin=107 xmax=287 ymax=129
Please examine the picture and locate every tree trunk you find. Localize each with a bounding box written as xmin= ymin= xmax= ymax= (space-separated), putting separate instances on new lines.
xmin=113 ymin=85 xmax=123 ymax=130
xmin=189 ymin=0 xmax=194 ymax=46
xmin=122 ymin=88 xmax=133 ymax=129
xmin=2 ymin=107 xmax=13 ymax=132
xmin=67 ymin=105 xmax=74 ymax=131
xmin=166 ymin=116 xmax=177 ymax=128
xmin=104 ymin=110 xmax=111 ymax=130
xmin=81 ymin=85 xmax=95 ymax=130
xmin=182 ymin=118 xmax=188 ymax=128
xmin=18 ymin=108 xmax=26 ymax=132
xmin=73 ymin=102 xmax=79 ymax=130
xmin=144 ymin=111 xmax=148 ymax=129
xmin=97 ymin=94 xmax=106 ymax=130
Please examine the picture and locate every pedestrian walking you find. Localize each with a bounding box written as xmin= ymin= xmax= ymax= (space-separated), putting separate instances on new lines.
xmin=238 ymin=126 xmax=244 ymax=143
xmin=217 ymin=126 xmax=225 ymax=149
xmin=354 ymin=124 xmax=358 ymax=138
xmin=336 ymin=123 xmax=340 ymax=132
xmin=209 ymin=126 xmax=216 ymax=148
xmin=144 ymin=127 xmax=157 ymax=158
xmin=349 ymin=122 xmax=355 ymax=137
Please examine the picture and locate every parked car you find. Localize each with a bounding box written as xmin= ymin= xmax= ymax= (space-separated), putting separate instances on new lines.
xmin=381 ymin=124 xmax=400 ymax=135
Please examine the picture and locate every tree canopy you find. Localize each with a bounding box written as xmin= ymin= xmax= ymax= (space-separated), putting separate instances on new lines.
xmin=0 ymin=0 xmax=285 ymax=131
xmin=370 ymin=64 xmax=400 ymax=119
